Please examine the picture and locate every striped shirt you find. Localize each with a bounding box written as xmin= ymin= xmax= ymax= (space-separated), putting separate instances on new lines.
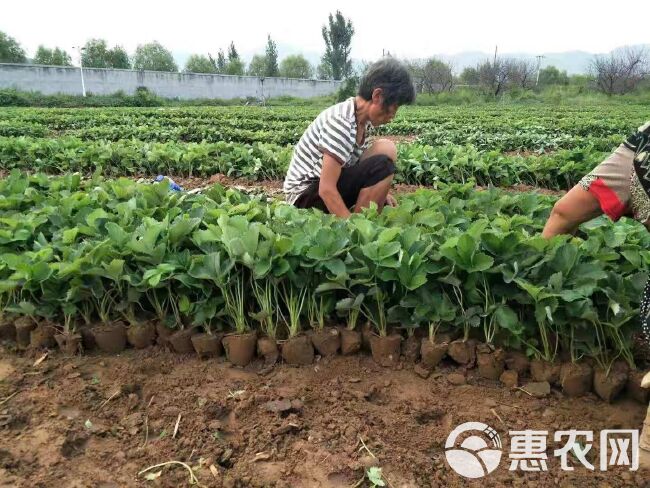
xmin=283 ymin=97 xmax=372 ymax=203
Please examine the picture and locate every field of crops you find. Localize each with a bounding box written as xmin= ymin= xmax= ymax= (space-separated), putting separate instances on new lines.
xmin=0 ymin=103 xmax=649 ymax=487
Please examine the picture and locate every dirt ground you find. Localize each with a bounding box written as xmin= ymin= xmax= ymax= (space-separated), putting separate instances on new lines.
xmin=0 ymin=343 xmax=647 ymax=488
xmin=143 ymin=175 xmax=565 ymax=199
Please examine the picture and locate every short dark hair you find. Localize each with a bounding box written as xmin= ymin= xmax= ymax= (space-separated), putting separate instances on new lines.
xmin=358 ymin=58 xmax=416 ymax=107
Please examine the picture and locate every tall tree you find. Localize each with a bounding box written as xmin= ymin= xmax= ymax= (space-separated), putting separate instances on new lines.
xmin=0 ymin=31 xmax=27 ymax=63
xmin=81 ymin=39 xmax=130 ymax=69
xmin=227 ymin=42 xmax=239 ymax=63
xmin=107 ymin=46 xmax=130 ymax=69
xmin=590 ymin=47 xmax=649 ymax=95
xmin=459 ymin=66 xmax=480 ymax=85
xmin=81 ymin=39 xmax=111 ymax=68
xmin=185 ymin=54 xmax=217 ymax=73
xmin=280 ymin=55 xmax=313 ymax=79
xmin=133 ymin=41 xmax=178 ymax=72
xmin=225 ymin=42 xmax=244 ymax=75
xmin=320 ymin=10 xmax=354 ymax=80
xmin=264 ymin=35 xmax=279 ymax=77
xmin=215 ymin=50 xmax=227 ymax=73
xmin=538 ymin=66 xmax=569 ymax=86
xmin=33 ymin=46 xmax=72 ymax=66
xmin=247 ymin=54 xmax=267 ymax=76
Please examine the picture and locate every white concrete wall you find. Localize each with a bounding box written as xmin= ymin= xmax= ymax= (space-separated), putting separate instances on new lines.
xmin=0 ymin=63 xmax=342 ymax=100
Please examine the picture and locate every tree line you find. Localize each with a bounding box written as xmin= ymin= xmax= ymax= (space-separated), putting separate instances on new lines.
xmin=403 ymin=46 xmax=649 ymax=96
xmin=1 ymin=14 xmax=648 ymax=94
xmin=0 ymin=11 xmax=355 ymax=81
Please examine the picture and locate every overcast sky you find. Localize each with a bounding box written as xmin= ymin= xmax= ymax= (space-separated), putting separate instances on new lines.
xmin=3 ymin=0 xmax=647 ymax=62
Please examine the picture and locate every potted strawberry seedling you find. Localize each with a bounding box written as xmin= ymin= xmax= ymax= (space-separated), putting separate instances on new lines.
xmin=9 ymin=301 xmax=42 ymax=350
xmin=87 ymin=258 xmax=128 ymax=354
xmin=54 ymin=303 xmax=82 ymax=356
xmin=116 ymin=269 xmax=156 ymax=350
xmin=190 ymin=297 xmax=224 ymax=359
xmin=122 ymin=292 xmax=156 ymax=349
xmin=147 ymin=288 xmax=173 ymax=347
xmin=91 ymin=287 xmax=126 ymax=354
xmin=190 ymin=252 xmax=256 ymax=366
xmin=439 ymin=232 xmax=495 ymax=367
xmin=558 ymin=322 xmax=594 ymax=397
xmin=308 ymin=293 xmax=338 ymax=357
xmin=280 ymin=275 xmax=313 ymax=365
xmin=336 ymin=294 xmax=363 ymax=355
xmin=251 ymin=278 xmax=280 ymax=366
xmin=364 ymin=284 xmax=402 ymax=367
xmin=402 ymin=288 xmax=456 ymax=369
xmin=8 ymin=301 xmax=47 ymax=349
xmin=0 ymin=284 xmax=18 ymax=342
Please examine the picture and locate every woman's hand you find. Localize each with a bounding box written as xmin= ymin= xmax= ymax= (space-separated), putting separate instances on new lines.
xmin=385 ymin=193 xmax=397 ymax=207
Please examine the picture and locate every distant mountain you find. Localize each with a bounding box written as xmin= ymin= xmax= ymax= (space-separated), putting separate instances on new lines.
xmin=432 ymin=44 xmax=650 ymax=75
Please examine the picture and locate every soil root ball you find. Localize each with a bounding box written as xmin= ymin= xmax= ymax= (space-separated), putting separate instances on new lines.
xmin=593 ymin=363 xmax=629 ymax=403
xmin=309 ymin=327 xmax=341 ymax=357
xmin=168 ymin=328 xmax=196 ymax=354
xmin=339 ymin=327 xmax=361 ymax=355
xmin=560 ymin=362 xmax=593 ymax=397
xmin=530 ymin=359 xmax=561 ymax=385
xmin=370 ymin=334 xmax=401 ymax=368
xmin=191 ymin=332 xmax=223 ymax=359
xmin=447 ymin=339 xmax=477 ymax=366
xmin=420 ymin=339 xmax=447 ymax=369
xmin=223 ymin=332 xmax=257 ymax=367
xmin=126 ymin=322 xmax=157 ymax=349
xmin=403 ymin=334 xmax=420 ymax=363
xmin=55 ymin=333 xmax=82 ymax=356
xmin=282 ymin=335 xmax=315 ymax=365
xmin=257 ymin=337 xmax=279 ymax=365
xmin=476 ymin=344 xmax=505 ymax=380
xmin=15 ymin=317 xmax=36 ymax=349
xmin=92 ymin=322 xmax=127 ymax=354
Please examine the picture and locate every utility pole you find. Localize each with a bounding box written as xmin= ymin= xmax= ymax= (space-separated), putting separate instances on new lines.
xmin=494 ymin=45 xmax=498 ymax=64
xmin=535 ymin=55 xmax=546 ymax=86
xmin=72 ymin=46 xmax=87 ymax=97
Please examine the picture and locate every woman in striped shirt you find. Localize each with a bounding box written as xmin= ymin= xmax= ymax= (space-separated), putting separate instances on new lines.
xmin=283 ymin=58 xmax=415 ymax=217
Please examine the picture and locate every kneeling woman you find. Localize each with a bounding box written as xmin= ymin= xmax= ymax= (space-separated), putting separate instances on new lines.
xmin=283 ymin=58 xmax=415 ymax=217
xmin=542 ymin=122 xmax=650 ymax=468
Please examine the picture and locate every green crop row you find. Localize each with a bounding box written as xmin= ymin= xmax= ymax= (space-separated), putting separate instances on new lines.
xmin=0 ymin=136 xmax=608 ymax=190
xmin=1 ymin=104 xmax=646 ymax=151
xmin=0 ymin=172 xmax=646 ymax=369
